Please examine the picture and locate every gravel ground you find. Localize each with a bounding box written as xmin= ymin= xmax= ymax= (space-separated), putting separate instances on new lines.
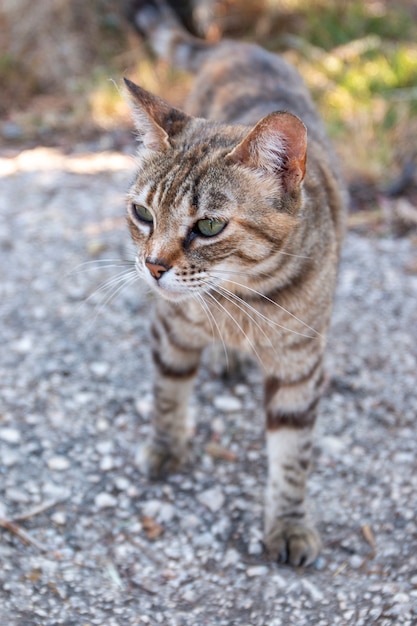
xmin=1 ymin=146 xmax=417 ymax=625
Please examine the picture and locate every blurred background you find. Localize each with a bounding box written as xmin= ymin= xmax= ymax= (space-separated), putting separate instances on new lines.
xmin=1 ymin=0 xmax=417 ymax=225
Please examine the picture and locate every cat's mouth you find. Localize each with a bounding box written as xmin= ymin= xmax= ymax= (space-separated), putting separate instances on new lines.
xmin=142 ymin=269 xmax=195 ymax=302
xmin=136 ymin=258 xmax=208 ymax=301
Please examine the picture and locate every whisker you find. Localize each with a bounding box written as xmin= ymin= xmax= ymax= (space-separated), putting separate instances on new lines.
xmin=193 ymin=293 xmax=214 ymax=342
xmin=204 ymin=291 xmax=266 ymax=370
xmin=206 ymin=281 xmax=277 ymax=355
xmin=68 ymin=259 xmax=135 ymax=277
xmin=84 ymin=269 xmax=138 ymax=305
xmin=84 ymin=271 xmax=139 ymax=334
xmin=196 ymin=293 xmax=229 ymax=370
xmin=209 ymin=280 xmax=316 ymax=340
xmin=209 ymin=276 xmax=321 ymax=338
xmin=210 ymin=268 xmax=272 ymax=280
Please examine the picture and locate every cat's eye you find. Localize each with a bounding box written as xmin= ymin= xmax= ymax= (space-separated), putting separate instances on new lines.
xmin=132 ymin=203 xmax=153 ymax=224
xmin=195 ymin=218 xmax=227 ymax=237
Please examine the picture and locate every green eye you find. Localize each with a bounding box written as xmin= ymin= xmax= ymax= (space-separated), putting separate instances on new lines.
xmin=195 ymin=219 xmax=227 ymax=237
xmin=132 ymin=203 xmax=153 ymax=223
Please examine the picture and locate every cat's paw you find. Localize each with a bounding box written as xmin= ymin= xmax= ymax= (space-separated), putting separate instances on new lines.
xmin=265 ymin=522 xmax=321 ymax=567
xmin=139 ymin=441 xmax=188 ymax=479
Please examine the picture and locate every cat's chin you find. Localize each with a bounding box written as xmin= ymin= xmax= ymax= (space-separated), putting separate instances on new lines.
xmin=152 ymin=284 xmax=191 ymax=303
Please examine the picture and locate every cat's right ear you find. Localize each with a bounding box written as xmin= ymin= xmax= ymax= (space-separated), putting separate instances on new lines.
xmin=123 ymin=78 xmax=191 ymax=153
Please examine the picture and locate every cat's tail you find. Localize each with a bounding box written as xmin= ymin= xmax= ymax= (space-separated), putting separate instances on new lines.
xmin=126 ymin=0 xmax=215 ymax=73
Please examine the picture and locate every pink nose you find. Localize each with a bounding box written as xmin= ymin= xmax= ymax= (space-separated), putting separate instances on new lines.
xmin=145 ymin=260 xmax=170 ymax=280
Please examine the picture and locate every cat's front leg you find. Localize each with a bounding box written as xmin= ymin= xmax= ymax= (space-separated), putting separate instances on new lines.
xmin=263 ymin=364 xmax=323 ymax=566
xmin=143 ymin=303 xmax=204 ymax=478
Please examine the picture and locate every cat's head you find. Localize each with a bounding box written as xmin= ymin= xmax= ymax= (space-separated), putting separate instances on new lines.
xmin=124 ymin=78 xmax=307 ymax=302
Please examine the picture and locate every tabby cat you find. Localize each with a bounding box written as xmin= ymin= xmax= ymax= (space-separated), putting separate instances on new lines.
xmin=124 ymin=0 xmax=347 ymax=566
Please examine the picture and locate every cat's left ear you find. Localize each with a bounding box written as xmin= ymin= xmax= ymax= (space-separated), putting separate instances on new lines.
xmin=226 ymin=111 xmax=307 ymax=193
xmin=124 ymin=78 xmax=191 ymax=152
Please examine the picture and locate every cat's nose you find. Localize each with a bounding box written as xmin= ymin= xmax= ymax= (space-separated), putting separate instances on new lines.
xmin=145 ymin=258 xmax=170 ymax=280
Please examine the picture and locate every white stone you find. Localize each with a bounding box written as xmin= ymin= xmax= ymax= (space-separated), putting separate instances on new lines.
xmin=74 ymin=392 xmax=93 ymax=406
xmin=47 ymin=456 xmax=70 ymax=471
xmin=100 ymin=455 xmax=115 ymax=471
xmin=114 ymin=476 xmax=130 ymax=491
xmin=14 ymin=336 xmax=33 ymax=353
xmin=223 ymin=548 xmax=240 ymax=566
xmin=234 ymin=384 xmax=248 ymax=396
xmin=182 ymin=587 xmax=197 ymax=603
xmin=180 ymin=513 xmax=200 ymax=529
xmin=90 ymin=361 xmax=109 ymax=378
xmin=349 ymin=554 xmax=364 ymax=569
xmin=320 ymin=435 xmax=345 ymax=456
xmin=142 ymin=499 xmax=161 ymax=518
xmin=96 ymin=440 xmax=114 ymax=455
xmin=2 ymin=449 xmax=19 ymax=466
xmin=213 ymin=395 xmax=242 ymax=412
xmin=6 ymin=488 xmax=29 ymax=503
xmin=96 ymin=418 xmax=109 ymax=432
xmin=197 ymin=487 xmax=225 ymax=512
xmin=248 ymin=540 xmax=263 ymax=556
xmin=95 ymin=492 xmax=117 ymax=509
xmin=246 ymin=565 xmax=269 ymax=577
xmin=42 ymin=483 xmax=71 ymax=500
xmin=158 ymin=503 xmax=175 ymax=523
xmin=135 ymin=396 xmax=152 ymax=416
xmin=51 ymin=511 xmax=67 ymax=525
xmin=393 ymin=592 xmax=409 ymax=604
xmin=211 ymin=416 xmax=225 ymax=434
xmin=0 ymin=428 xmax=21 ymax=444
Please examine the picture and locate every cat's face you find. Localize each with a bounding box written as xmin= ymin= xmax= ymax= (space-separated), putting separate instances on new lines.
xmin=127 ymin=143 xmax=300 ymax=303
xmin=125 ymin=80 xmax=307 ymax=302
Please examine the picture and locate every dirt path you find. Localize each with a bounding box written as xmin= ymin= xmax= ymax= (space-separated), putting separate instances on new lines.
xmin=1 ymin=147 xmax=417 ymax=625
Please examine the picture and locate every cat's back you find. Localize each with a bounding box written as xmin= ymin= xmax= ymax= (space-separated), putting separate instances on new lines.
xmin=186 ymin=39 xmax=347 ymax=248
xmin=187 ymin=41 xmax=323 ymax=139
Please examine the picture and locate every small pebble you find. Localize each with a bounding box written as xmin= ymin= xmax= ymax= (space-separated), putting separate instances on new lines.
xmin=90 ymin=361 xmax=109 ymax=378
xmin=0 ymin=428 xmax=21 ymax=444
xmin=1 ymin=449 xmax=19 ymax=466
xmin=47 ymin=456 xmax=70 ymax=471
xmin=248 ymin=540 xmax=263 ymax=556
xmin=197 ymin=487 xmax=225 ymax=513
xmin=96 ymin=418 xmax=109 ymax=432
xmin=95 ymin=492 xmax=118 ymax=509
xmin=100 ymin=455 xmax=115 ymax=471
xmin=13 ymin=336 xmax=33 ymax=354
xmin=51 ymin=511 xmax=67 ymax=526
xmin=246 ymin=565 xmax=269 ymax=577
xmin=349 ymin=554 xmax=364 ymax=569
xmin=313 ymin=555 xmax=326 ymax=571
xmin=114 ymin=476 xmax=130 ymax=491
xmin=213 ymin=395 xmax=242 ymax=412
xmin=6 ymin=488 xmax=29 ymax=504
xmin=96 ymin=440 xmax=114 ymax=455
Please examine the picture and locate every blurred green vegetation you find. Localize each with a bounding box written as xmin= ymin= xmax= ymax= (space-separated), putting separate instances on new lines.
xmin=267 ymin=0 xmax=417 ymax=185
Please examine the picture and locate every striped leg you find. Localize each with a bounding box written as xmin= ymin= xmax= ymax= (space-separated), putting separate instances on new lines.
xmin=143 ymin=307 xmax=203 ymax=478
xmin=263 ymin=361 xmax=324 ymax=566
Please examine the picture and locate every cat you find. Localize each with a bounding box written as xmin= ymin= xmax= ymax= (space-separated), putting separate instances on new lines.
xmin=124 ymin=0 xmax=347 ymax=566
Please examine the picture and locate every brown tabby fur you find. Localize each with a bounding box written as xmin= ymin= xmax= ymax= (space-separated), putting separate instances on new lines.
xmin=124 ymin=0 xmax=347 ymax=566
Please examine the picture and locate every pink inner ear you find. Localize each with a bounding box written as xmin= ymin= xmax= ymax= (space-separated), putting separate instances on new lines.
xmin=228 ymin=112 xmax=307 ymax=191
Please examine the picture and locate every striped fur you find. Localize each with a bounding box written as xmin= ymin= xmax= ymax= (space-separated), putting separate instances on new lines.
xmin=125 ymin=0 xmax=347 ymax=566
